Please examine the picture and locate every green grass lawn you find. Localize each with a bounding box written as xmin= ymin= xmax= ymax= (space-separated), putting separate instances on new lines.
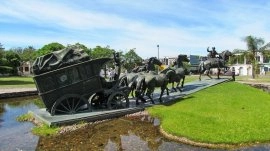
xmin=0 ymin=76 xmax=35 ymax=88
xmin=148 ymin=81 xmax=270 ymax=145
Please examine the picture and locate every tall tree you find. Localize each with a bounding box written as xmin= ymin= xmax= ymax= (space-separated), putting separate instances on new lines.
xmin=260 ymin=42 xmax=270 ymax=63
xmin=5 ymin=50 xmax=21 ymax=75
xmin=74 ymin=43 xmax=91 ymax=55
xmin=90 ymin=45 xmax=115 ymax=59
xmin=0 ymin=43 xmax=5 ymax=59
xmin=37 ymin=42 xmax=65 ymax=56
xmin=22 ymin=46 xmax=37 ymax=62
xmin=243 ymin=35 xmax=266 ymax=79
xmin=123 ymin=48 xmax=143 ymax=72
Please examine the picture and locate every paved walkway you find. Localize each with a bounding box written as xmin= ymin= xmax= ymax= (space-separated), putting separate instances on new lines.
xmin=0 ymin=87 xmax=37 ymax=94
xmin=0 ymin=87 xmax=37 ymax=99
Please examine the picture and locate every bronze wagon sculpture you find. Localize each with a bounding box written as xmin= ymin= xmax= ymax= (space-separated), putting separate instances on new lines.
xmin=32 ymin=47 xmax=129 ymax=116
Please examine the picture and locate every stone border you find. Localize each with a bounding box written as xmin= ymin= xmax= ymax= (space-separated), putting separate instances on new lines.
xmin=0 ymin=90 xmax=38 ymax=99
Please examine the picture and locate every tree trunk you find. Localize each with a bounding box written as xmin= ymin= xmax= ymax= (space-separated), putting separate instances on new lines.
xmin=252 ymin=51 xmax=256 ymax=79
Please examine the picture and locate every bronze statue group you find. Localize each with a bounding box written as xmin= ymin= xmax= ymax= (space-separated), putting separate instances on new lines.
xmin=120 ymin=47 xmax=233 ymax=106
xmin=120 ymin=55 xmax=189 ymax=105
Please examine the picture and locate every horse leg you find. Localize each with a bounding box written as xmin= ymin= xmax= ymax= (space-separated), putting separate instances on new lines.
xmin=131 ymin=87 xmax=134 ymax=98
xmin=166 ymin=86 xmax=169 ymax=96
xmin=171 ymin=82 xmax=177 ymax=92
xmin=146 ymin=88 xmax=155 ymax=104
xmin=181 ymin=76 xmax=185 ymax=88
xmin=206 ymin=70 xmax=212 ymax=79
xmin=217 ymin=68 xmax=220 ymax=79
xmin=159 ymin=87 xmax=164 ymax=103
xmin=135 ymin=91 xmax=140 ymax=105
xmin=176 ymin=81 xmax=182 ymax=92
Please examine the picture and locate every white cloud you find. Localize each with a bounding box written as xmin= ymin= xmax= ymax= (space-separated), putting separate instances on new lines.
xmin=0 ymin=0 xmax=270 ymax=58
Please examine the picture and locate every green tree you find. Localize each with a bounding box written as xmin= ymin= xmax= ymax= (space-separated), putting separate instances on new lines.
xmin=261 ymin=42 xmax=270 ymax=63
xmin=5 ymin=50 xmax=21 ymax=75
xmin=90 ymin=45 xmax=115 ymax=59
xmin=0 ymin=43 xmax=5 ymax=63
xmin=122 ymin=48 xmax=143 ymax=72
xmin=0 ymin=43 xmax=10 ymax=73
xmin=243 ymin=35 xmax=268 ymax=79
xmin=74 ymin=43 xmax=91 ymax=55
xmin=21 ymin=46 xmax=37 ymax=62
xmin=37 ymin=42 xmax=65 ymax=56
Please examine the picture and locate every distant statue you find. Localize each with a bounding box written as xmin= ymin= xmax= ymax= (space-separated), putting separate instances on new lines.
xmin=207 ymin=47 xmax=218 ymax=59
xmin=199 ymin=50 xmax=233 ymax=80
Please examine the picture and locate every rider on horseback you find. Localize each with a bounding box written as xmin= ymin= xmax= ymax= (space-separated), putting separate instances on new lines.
xmin=207 ymin=47 xmax=218 ymax=59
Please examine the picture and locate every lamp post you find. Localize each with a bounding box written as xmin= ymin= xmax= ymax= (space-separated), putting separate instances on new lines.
xmin=157 ymin=44 xmax=160 ymax=73
xmin=157 ymin=45 xmax=159 ymax=59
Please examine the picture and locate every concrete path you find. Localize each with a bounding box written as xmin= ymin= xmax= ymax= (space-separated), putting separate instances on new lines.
xmin=31 ymin=78 xmax=230 ymax=126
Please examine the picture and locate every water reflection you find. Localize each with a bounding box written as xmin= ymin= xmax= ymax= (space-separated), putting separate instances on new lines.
xmin=36 ymin=116 xmax=218 ymax=151
xmin=0 ymin=96 xmax=40 ymax=151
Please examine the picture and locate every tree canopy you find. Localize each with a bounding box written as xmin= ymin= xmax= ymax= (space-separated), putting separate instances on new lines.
xmin=243 ymin=35 xmax=267 ymax=78
xmin=73 ymin=43 xmax=91 ymax=55
xmin=37 ymin=42 xmax=65 ymax=56
xmin=122 ymin=48 xmax=143 ymax=72
xmin=90 ymin=45 xmax=115 ymax=59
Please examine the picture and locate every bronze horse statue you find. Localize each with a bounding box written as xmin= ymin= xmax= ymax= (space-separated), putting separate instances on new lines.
xmin=198 ymin=50 xmax=232 ymax=81
xmin=120 ymin=57 xmax=162 ymax=97
xmin=160 ymin=55 xmax=189 ymax=92
xmin=134 ymin=70 xmax=176 ymax=105
xmin=132 ymin=57 xmax=162 ymax=73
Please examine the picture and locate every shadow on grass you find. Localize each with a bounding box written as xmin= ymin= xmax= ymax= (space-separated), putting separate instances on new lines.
xmin=0 ymin=80 xmax=34 ymax=85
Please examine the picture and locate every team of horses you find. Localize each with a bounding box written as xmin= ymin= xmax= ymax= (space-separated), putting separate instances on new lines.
xmin=120 ymin=50 xmax=232 ymax=105
xmin=120 ymin=55 xmax=190 ymax=105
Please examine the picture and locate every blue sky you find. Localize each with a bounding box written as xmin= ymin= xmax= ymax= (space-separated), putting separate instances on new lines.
xmin=0 ymin=0 xmax=270 ymax=58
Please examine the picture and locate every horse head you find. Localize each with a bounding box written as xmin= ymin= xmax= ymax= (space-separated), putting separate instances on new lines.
xmin=147 ymin=57 xmax=162 ymax=71
xmin=178 ymin=55 xmax=190 ymax=62
xmin=219 ymin=50 xmax=232 ymax=61
xmin=149 ymin=57 xmax=162 ymax=66
xmin=175 ymin=55 xmax=189 ymax=68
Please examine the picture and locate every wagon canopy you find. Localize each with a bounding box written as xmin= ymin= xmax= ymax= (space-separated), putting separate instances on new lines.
xmin=33 ymin=46 xmax=90 ymax=75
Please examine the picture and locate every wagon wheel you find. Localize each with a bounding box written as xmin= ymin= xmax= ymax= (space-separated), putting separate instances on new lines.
xmin=107 ymin=92 xmax=129 ymax=110
xmin=89 ymin=92 xmax=104 ymax=109
xmin=51 ymin=94 xmax=90 ymax=116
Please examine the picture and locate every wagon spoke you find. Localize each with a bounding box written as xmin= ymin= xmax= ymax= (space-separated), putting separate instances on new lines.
xmin=60 ymin=102 xmax=70 ymax=111
xmin=66 ymin=98 xmax=71 ymax=110
xmin=73 ymin=98 xmax=80 ymax=111
xmin=75 ymin=105 xmax=84 ymax=112
xmin=71 ymin=98 xmax=75 ymax=110
xmin=55 ymin=108 xmax=70 ymax=114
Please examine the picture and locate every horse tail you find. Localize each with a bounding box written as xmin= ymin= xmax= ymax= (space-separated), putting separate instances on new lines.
xmin=198 ymin=62 xmax=203 ymax=73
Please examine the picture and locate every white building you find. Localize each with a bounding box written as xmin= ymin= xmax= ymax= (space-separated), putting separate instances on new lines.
xmin=18 ymin=61 xmax=32 ymax=76
xmin=231 ymin=52 xmax=269 ymax=76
